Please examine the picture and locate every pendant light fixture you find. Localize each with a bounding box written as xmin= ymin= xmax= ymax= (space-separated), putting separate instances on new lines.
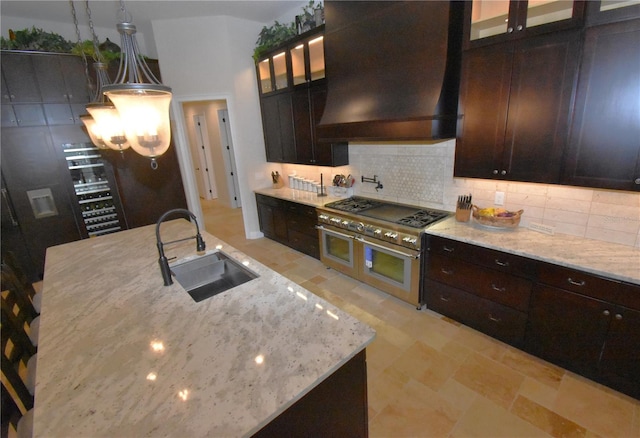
xmin=102 ymin=0 xmax=173 ymax=169
xmin=79 ymin=0 xmax=130 ymax=153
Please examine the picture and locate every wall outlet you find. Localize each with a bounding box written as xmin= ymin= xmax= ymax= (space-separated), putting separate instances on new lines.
xmin=494 ymin=191 xmax=505 ymax=206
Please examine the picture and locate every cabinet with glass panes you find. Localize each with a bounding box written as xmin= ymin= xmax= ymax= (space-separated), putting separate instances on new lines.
xmin=256 ymin=25 xmax=325 ymax=94
xmin=464 ymin=0 xmax=585 ymax=48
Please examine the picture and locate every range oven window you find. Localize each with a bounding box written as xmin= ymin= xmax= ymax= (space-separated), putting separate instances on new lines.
xmin=363 ymin=243 xmax=413 ymax=291
xmin=321 ymin=228 xmax=355 ymax=268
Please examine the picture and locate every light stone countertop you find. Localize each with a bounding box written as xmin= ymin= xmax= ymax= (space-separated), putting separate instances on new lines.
xmin=34 ymin=219 xmax=375 ymax=437
xmin=426 ymin=217 xmax=640 ymax=285
xmin=254 ymin=187 xmax=347 ymax=208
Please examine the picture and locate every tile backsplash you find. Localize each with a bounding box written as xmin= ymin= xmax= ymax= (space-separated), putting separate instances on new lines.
xmin=278 ymin=140 xmax=640 ymax=248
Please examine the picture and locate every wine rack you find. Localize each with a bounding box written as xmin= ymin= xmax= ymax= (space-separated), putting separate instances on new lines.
xmin=63 ymin=143 xmax=124 ymax=237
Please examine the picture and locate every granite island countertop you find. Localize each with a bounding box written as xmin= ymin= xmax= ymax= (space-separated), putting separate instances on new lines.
xmin=34 ymin=219 xmax=375 ymax=437
xmin=254 ymin=186 xmax=347 ymax=208
xmin=426 ymin=217 xmax=640 ymax=285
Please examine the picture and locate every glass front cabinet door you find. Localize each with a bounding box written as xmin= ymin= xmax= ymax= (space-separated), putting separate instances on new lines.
xmin=466 ymin=0 xmax=585 ymax=47
xmin=256 ymin=26 xmax=325 ymax=94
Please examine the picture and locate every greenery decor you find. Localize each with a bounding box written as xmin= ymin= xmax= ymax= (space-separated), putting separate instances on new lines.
xmin=1 ymin=27 xmax=74 ymax=52
xmin=252 ymin=0 xmax=324 ymax=61
xmin=253 ymin=21 xmax=297 ymax=61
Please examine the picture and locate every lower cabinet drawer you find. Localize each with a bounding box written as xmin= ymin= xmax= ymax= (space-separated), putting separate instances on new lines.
xmin=288 ymin=229 xmax=320 ymax=259
xmin=425 ymin=279 xmax=528 ymax=346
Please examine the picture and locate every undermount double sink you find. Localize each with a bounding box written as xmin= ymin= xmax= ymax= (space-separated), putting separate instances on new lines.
xmin=170 ymin=251 xmax=258 ymax=302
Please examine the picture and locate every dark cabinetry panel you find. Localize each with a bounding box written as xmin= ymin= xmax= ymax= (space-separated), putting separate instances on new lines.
xmin=260 ymin=92 xmax=296 ymax=163
xmin=455 ymin=30 xmax=580 ymax=182
xmin=561 ymin=18 xmax=640 ymax=191
xmin=255 ymin=194 xmax=319 ymax=259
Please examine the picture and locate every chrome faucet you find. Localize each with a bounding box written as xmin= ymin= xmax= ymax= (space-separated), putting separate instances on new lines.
xmin=155 ymin=208 xmax=206 ymax=286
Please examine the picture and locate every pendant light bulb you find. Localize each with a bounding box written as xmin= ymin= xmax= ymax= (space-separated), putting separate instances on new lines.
xmin=87 ymin=103 xmax=131 ymax=152
xmin=80 ymin=114 xmax=109 ymax=150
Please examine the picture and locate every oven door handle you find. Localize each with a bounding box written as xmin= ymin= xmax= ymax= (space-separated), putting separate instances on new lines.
xmin=355 ymin=236 xmax=420 ymax=259
xmin=316 ymin=225 xmax=355 ymax=239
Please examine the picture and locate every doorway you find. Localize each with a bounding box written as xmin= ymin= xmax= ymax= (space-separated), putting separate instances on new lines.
xmin=181 ymin=100 xmax=241 ymax=208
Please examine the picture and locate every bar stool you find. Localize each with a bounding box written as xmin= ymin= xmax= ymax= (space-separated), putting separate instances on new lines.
xmin=1 ymin=266 xmax=39 ymax=347
xmin=1 ymin=252 xmax=41 ymax=314
xmin=1 ymin=305 xmax=36 ymax=438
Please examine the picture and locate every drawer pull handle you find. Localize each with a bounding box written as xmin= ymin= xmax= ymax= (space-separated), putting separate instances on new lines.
xmin=491 ymin=284 xmax=506 ymax=292
xmin=440 ymin=295 xmax=450 ymax=302
xmin=615 ymin=314 xmax=622 ymax=320
xmin=494 ymin=259 xmax=509 ymax=267
xmin=443 ymin=246 xmax=454 ymax=253
xmin=441 ymin=268 xmax=454 ymax=275
xmin=488 ymin=315 xmax=501 ymax=323
xmin=603 ymin=310 xmax=610 ymax=316
xmin=567 ymin=277 xmax=585 ymax=287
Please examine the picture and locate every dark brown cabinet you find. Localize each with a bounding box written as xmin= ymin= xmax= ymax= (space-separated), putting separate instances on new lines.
xmin=464 ymin=0 xmax=584 ymax=49
xmin=526 ymin=265 xmax=640 ymax=399
xmin=256 ymin=27 xmax=348 ymax=167
xmin=423 ymin=235 xmax=535 ymax=347
xmin=561 ymin=18 xmax=640 ymax=191
xmin=256 ymin=194 xmax=319 ymax=259
xmin=455 ymin=30 xmax=581 ymax=183
xmin=423 ymin=234 xmax=639 ymax=399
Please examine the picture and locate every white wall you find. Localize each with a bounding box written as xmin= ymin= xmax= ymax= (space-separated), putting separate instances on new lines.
xmin=151 ymin=13 xmax=293 ymax=239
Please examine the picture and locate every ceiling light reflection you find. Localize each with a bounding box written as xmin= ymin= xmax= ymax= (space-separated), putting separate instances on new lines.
xmin=150 ymin=341 xmax=165 ymax=352
xmin=215 ymin=244 xmax=223 ymax=250
xmin=315 ymin=303 xmax=323 ymax=310
xmin=178 ymin=389 xmax=189 ymax=401
xmin=296 ymin=291 xmax=308 ymax=301
xmin=255 ymin=354 xmax=265 ymax=365
xmin=327 ymin=310 xmax=339 ymax=320
xmin=146 ymin=372 xmax=157 ymax=381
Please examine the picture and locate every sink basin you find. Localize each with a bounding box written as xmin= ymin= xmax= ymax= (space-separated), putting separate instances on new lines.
xmin=170 ymin=252 xmax=258 ymax=302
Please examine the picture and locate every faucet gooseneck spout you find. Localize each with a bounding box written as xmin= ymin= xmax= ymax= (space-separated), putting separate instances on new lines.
xmin=155 ymin=208 xmax=206 ymax=286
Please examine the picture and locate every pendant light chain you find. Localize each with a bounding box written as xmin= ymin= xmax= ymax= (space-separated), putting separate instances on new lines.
xmin=85 ymin=0 xmax=102 ymax=63
xmin=69 ymin=1 xmax=91 ymax=94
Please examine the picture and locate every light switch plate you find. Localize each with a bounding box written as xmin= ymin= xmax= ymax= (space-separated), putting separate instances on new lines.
xmin=494 ymin=191 xmax=505 ymax=206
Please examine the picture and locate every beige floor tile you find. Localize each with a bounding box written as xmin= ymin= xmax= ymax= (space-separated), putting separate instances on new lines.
xmin=453 ymin=352 xmax=525 ymax=409
xmin=511 ymin=395 xmax=587 ymax=438
xmin=518 ymin=376 xmax=560 ymax=411
xmin=370 ymin=378 xmax=460 ymax=437
xmin=391 ymin=340 xmax=462 ymax=392
xmin=553 ymin=374 xmax=639 ymax=438
xmin=366 ymin=336 xmax=406 ymax=378
xmin=452 ymin=325 xmax=508 ymax=362
xmin=452 ymin=396 xmax=550 ymax=438
xmin=437 ymin=377 xmax=479 ymax=414
xmin=367 ymin=364 xmax=411 ymax=416
xmin=502 ymin=347 xmax=565 ymax=390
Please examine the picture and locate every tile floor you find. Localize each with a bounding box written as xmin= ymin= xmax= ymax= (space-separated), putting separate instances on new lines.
xmin=203 ymin=198 xmax=639 ymax=437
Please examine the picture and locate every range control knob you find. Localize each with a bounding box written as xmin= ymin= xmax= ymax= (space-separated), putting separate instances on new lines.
xmin=374 ymin=229 xmax=382 ymax=235
xmin=319 ymin=214 xmax=329 ymax=221
xmin=330 ymin=217 xmax=341 ymax=224
xmin=355 ymin=222 xmax=365 ymax=232
xmin=341 ymin=220 xmax=349 ymax=226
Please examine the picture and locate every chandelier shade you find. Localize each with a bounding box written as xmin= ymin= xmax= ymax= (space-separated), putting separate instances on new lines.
xmin=86 ymin=103 xmax=131 ymax=152
xmin=79 ymin=113 xmax=108 ymax=149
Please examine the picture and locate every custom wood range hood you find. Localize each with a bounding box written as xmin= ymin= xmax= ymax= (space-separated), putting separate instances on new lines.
xmin=317 ymin=1 xmax=464 ymax=142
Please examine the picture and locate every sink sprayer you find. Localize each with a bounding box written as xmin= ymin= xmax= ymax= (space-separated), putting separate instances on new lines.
xmin=155 ymin=208 xmax=206 ymax=286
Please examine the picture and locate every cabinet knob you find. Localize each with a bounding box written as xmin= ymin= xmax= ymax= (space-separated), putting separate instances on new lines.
xmin=500 ymin=170 xmax=507 ymax=175
xmin=443 ymin=246 xmax=454 ymax=253
xmin=567 ymin=277 xmax=585 ymax=287
xmin=634 ymin=178 xmax=640 ymax=185
xmin=603 ymin=310 xmax=610 ymax=316
xmin=494 ymin=259 xmax=509 ymax=267
xmin=516 ymin=24 xmax=523 ymax=31
xmin=507 ymin=27 xmax=514 ymax=33
xmin=493 ymin=169 xmax=499 ymax=175
xmin=491 ymin=284 xmax=506 ymax=292
xmin=441 ymin=268 xmax=454 ymax=275
xmin=615 ymin=314 xmax=623 ymax=320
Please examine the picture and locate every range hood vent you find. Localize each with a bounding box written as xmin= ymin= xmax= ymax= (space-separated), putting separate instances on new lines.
xmin=317 ymin=1 xmax=463 ymax=142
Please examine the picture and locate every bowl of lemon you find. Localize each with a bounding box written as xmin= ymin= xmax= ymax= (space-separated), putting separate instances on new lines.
xmin=472 ymin=206 xmax=523 ymax=229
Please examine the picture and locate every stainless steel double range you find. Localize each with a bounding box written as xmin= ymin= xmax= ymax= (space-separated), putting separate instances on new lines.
xmin=317 ymin=197 xmax=450 ymax=307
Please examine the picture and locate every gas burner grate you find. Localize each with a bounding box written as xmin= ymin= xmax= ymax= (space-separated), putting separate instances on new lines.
xmin=395 ymin=210 xmax=449 ymax=228
xmin=324 ymin=197 xmax=383 ymax=213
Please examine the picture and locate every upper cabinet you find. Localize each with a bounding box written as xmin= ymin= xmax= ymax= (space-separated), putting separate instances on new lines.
xmin=455 ymin=24 xmax=581 ymax=182
xmin=465 ymin=0 xmax=586 ymax=48
xmin=561 ymin=17 xmax=640 ymax=191
xmin=256 ymin=26 xmax=348 ymax=167
xmin=586 ymin=0 xmax=640 ymax=25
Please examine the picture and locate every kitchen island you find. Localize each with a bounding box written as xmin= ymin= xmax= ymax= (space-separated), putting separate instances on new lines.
xmin=34 ymin=219 xmax=375 ymax=437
